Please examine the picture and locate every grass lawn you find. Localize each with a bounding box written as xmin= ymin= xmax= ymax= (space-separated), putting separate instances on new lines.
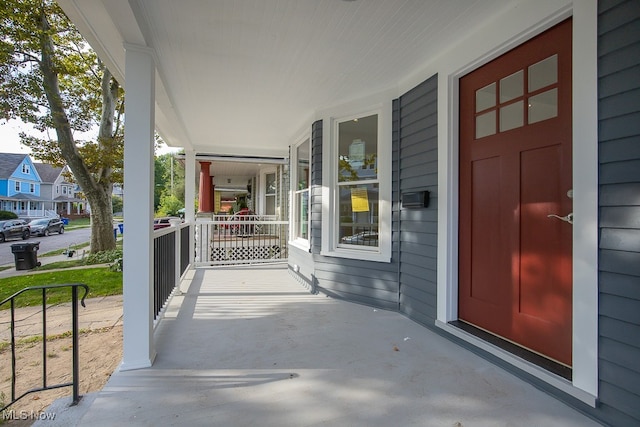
xmin=40 ymin=242 xmax=91 ymax=257
xmin=0 ymin=267 xmax=122 ymax=309
xmin=63 ymin=217 xmax=91 ymax=231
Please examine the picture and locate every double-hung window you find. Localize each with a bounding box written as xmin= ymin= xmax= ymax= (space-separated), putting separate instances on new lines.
xmin=14 ymin=181 xmax=20 ymax=192
xmin=291 ymin=137 xmax=310 ymax=245
xmin=322 ymin=103 xmax=392 ymax=262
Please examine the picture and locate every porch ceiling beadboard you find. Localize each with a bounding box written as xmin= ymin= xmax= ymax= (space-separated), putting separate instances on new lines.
xmin=57 ymin=0 xmax=509 ymax=157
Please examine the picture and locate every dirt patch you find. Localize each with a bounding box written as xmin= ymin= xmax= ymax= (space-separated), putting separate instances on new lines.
xmin=1 ymin=326 xmax=122 ymax=425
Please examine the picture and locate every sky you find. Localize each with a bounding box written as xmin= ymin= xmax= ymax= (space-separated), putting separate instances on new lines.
xmin=1 ymin=119 xmax=180 ymax=156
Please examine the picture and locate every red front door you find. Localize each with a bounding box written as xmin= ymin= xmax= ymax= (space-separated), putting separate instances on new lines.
xmin=458 ymin=20 xmax=573 ymax=366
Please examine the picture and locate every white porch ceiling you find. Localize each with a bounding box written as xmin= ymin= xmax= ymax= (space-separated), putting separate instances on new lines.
xmin=58 ymin=0 xmax=512 ymax=158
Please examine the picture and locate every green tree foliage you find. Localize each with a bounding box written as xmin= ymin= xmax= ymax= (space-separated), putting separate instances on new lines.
xmin=112 ymin=195 xmax=123 ymax=214
xmin=156 ymin=194 xmax=183 ymax=217
xmin=0 ymin=0 xmax=122 ymax=252
xmin=154 ymin=152 xmax=184 ymax=213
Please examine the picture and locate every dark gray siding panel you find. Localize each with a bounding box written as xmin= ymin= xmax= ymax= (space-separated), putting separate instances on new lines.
xmin=597 ymin=1 xmax=640 ymax=425
xmin=396 ymin=74 xmax=438 ymax=327
xmin=313 ymin=255 xmax=399 ymax=310
xmin=310 ymin=120 xmax=323 ymax=255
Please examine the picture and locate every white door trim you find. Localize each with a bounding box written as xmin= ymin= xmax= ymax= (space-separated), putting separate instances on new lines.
xmin=435 ymin=2 xmax=598 ymax=403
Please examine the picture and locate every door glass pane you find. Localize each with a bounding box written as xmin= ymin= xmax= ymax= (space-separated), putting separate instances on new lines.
xmin=528 ymin=89 xmax=558 ymax=124
xmin=528 ymin=55 xmax=557 ymax=92
xmin=475 ymin=111 xmax=496 ymax=139
xmin=338 ymin=114 xmax=377 ymax=182
xmin=338 ymin=183 xmax=379 ymax=247
xmin=500 ymin=101 xmax=524 ymax=132
xmin=500 ymin=70 xmax=523 ymax=103
xmin=475 ymin=82 xmax=496 ymax=112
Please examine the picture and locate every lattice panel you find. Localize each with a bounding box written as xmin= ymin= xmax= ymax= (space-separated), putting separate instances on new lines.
xmin=210 ymin=245 xmax=281 ymax=262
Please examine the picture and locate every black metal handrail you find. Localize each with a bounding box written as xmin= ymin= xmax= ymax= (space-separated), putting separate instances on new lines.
xmin=0 ymin=283 xmax=89 ymax=411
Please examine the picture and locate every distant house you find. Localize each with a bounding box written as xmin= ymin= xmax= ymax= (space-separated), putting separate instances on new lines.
xmin=0 ymin=153 xmax=46 ymax=217
xmin=33 ymin=163 xmax=87 ymax=216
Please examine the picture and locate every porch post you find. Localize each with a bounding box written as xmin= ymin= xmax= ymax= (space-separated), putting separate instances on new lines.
xmin=121 ymin=43 xmax=156 ymax=370
xmin=198 ymin=161 xmax=212 ymax=212
xmin=184 ymin=150 xmax=196 ymax=265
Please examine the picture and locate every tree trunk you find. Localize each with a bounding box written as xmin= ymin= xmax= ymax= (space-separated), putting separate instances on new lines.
xmin=39 ymin=12 xmax=116 ymax=252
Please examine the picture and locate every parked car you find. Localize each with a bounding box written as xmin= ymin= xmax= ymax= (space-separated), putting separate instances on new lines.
xmin=340 ymin=231 xmax=379 ymax=246
xmin=0 ymin=219 xmax=31 ymax=243
xmin=29 ymin=217 xmax=65 ymax=237
xmin=153 ymin=216 xmax=182 ymax=230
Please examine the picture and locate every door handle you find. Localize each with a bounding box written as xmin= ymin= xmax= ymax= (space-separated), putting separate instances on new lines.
xmin=547 ymin=213 xmax=573 ymax=225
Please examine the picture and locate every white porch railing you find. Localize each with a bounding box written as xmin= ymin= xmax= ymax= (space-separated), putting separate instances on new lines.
xmin=195 ymin=215 xmax=288 ymax=266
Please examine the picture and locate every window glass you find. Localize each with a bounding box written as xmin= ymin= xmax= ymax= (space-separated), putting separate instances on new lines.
xmin=528 ymin=89 xmax=558 ymax=124
xmin=500 ymin=101 xmax=524 ymax=132
xmin=476 ymin=82 xmax=496 ymax=112
xmin=475 ymin=111 xmax=496 ymax=139
xmin=500 ymin=70 xmax=523 ymax=103
xmin=296 ymin=140 xmax=309 ymax=190
xmin=338 ymin=115 xmax=378 ymax=182
xmin=296 ymin=191 xmax=309 ymax=240
xmin=336 ymin=113 xmax=379 ymax=248
xmin=529 ymin=55 xmax=558 ymax=92
xmin=338 ymin=183 xmax=379 ymax=247
xmin=293 ymin=138 xmax=310 ymax=241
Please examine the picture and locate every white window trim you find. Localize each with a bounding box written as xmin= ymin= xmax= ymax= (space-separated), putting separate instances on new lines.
xmin=29 ymin=183 xmax=35 ymax=193
xmin=430 ymin=2 xmax=598 ymax=406
xmin=289 ymin=136 xmax=311 ymax=251
xmin=22 ymin=163 xmax=29 ymax=174
xmin=14 ymin=180 xmax=20 ymax=192
xmin=321 ymin=100 xmax=392 ymax=263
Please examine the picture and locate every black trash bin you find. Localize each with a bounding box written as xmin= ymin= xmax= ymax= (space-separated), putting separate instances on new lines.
xmin=11 ymin=241 xmax=41 ymax=270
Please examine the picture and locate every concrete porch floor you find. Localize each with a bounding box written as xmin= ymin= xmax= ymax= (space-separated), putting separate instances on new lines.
xmin=42 ymin=264 xmax=600 ymax=426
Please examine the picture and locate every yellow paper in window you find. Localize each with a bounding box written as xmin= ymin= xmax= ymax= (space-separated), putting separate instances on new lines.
xmin=351 ymin=188 xmax=369 ymax=212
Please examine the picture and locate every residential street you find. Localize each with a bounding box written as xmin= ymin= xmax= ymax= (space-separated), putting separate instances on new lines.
xmin=0 ymin=227 xmax=91 ymax=267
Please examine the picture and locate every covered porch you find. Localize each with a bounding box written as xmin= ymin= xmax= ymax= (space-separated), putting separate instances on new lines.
xmin=43 ymin=264 xmax=598 ymax=426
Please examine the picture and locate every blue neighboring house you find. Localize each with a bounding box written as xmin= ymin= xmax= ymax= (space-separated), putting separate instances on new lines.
xmin=0 ymin=152 xmax=46 ymax=217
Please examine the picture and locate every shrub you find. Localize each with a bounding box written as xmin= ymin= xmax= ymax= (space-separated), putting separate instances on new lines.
xmin=85 ymin=248 xmax=123 ymax=265
xmin=0 ymin=210 xmax=18 ymax=220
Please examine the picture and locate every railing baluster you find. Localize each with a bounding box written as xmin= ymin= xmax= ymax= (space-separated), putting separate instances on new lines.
xmin=0 ymin=283 xmax=89 ymax=412
xmin=71 ymin=285 xmax=80 ymax=405
xmin=42 ymin=287 xmax=47 ymax=389
xmin=10 ymin=299 xmax=16 ymax=403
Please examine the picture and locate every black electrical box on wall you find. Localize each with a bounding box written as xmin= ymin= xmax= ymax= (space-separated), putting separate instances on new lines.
xmin=402 ymin=191 xmax=430 ymax=209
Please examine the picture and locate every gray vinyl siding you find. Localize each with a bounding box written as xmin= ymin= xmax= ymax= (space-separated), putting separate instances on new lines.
xmin=397 ymin=75 xmax=438 ymax=326
xmin=597 ymin=0 xmax=640 ymax=425
xmin=310 ymin=120 xmax=323 ymax=255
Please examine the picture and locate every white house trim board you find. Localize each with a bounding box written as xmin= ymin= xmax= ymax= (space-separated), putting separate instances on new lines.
xmin=121 ymin=44 xmax=156 ymax=371
xmin=434 ymin=2 xmax=598 ymax=401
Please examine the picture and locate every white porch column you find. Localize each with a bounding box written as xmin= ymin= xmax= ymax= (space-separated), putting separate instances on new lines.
xmin=185 ymin=150 xmax=196 ymax=265
xmin=121 ymin=43 xmax=156 ymax=370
